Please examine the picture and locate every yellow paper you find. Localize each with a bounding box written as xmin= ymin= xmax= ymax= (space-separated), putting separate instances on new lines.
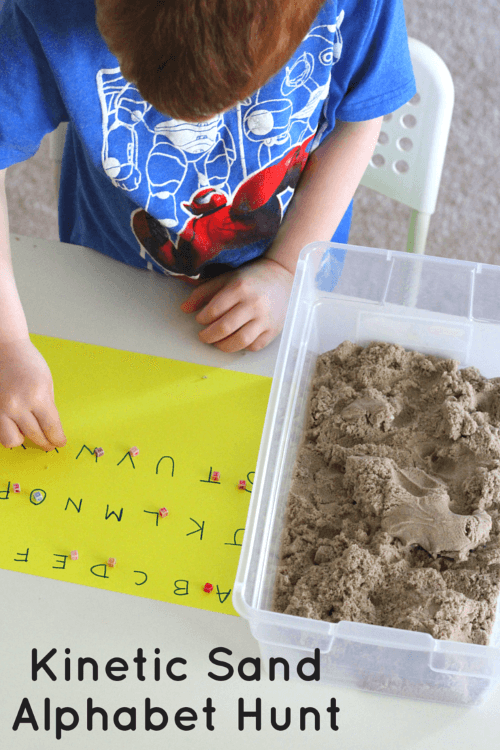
xmin=0 ymin=335 xmax=271 ymax=615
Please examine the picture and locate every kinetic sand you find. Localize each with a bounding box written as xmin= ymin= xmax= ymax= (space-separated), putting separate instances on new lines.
xmin=273 ymin=341 xmax=500 ymax=645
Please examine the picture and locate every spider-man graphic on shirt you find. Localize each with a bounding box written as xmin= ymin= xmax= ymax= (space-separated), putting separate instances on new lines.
xmin=131 ymin=133 xmax=315 ymax=281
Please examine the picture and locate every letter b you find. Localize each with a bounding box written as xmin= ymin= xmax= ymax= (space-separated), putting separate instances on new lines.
xmin=145 ymin=698 xmax=168 ymax=731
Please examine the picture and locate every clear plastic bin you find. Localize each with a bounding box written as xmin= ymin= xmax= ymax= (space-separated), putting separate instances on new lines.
xmin=233 ymin=242 xmax=500 ymax=706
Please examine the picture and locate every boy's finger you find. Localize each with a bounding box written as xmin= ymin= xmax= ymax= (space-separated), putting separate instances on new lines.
xmin=245 ymin=329 xmax=275 ymax=352
xmin=214 ymin=320 xmax=263 ymax=354
xmin=15 ymin=412 xmax=56 ymax=452
xmin=0 ymin=415 xmax=25 ymax=449
xmin=35 ymin=405 xmax=67 ymax=448
xmin=198 ymin=303 xmax=252 ymax=344
xmin=195 ymin=283 xmax=244 ymax=325
xmin=180 ymin=276 xmax=225 ymax=313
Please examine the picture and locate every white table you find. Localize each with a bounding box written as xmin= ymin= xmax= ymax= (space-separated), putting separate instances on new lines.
xmin=1 ymin=234 xmax=498 ymax=749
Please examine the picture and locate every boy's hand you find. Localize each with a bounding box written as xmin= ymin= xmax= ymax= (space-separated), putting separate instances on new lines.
xmin=0 ymin=339 xmax=67 ymax=451
xmin=180 ymin=257 xmax=294 ymax=352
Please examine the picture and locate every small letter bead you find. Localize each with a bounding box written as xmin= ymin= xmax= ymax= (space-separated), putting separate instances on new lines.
xmin=203 ymin=583 xmax=213 ymax=593
xmin=238 ymin=480 xmax=246 ymax=489
xmin=94 ymin=447 xmax=104 ymax=457
xmin=107 ymin=557 xmax=117 ymax=567
xmin=159 ymin=507 xmax=169 ymax=518
xmin=32 ymin=491 xmax=43 ymax=503
xmin=212 ymin=471 xmax=220 ymax=482
xmin=71 ymin=550 xmax=78 ymax=561
xmin=129 ymin=447 xmax=139 ymax=456
xmin=12 ymin=483 xmax=21 ymax=493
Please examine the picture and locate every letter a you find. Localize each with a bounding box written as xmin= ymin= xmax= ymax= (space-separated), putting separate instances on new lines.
xmin=12 ymin=697 xmax=39 ymax=731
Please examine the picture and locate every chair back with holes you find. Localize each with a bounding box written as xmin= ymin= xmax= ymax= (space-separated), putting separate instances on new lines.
xmin=359 ymin=37 xmax=454 ymax=254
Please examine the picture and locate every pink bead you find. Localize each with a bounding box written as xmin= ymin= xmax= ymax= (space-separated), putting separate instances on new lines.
xmin=107 ymin=557 xmax=117 ymax=567
xmin=94 ymin=447 xmax=104 ymax=457
xmin=12 ymin=483 xmax=21 ymax=493
xmin=212 ymin=471 xmax=220 ymax=482
xmin=203 ymin=582 xmax=213 ymax=593
xmin=70 ymin=550 xmax=78 ymax=561
xmin=238 ymin=480 xmax=246 ymax=489
xmin=129 ymin=447 xmax=139 ymax=456
xmin=159 ymin=507 xmax=169 ymax=518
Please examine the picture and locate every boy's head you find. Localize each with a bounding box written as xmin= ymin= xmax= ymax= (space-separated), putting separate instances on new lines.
xmin=95 ymin=0 xmax=327 ymax=122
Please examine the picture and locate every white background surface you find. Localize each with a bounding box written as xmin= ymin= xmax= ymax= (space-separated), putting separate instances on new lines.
xmin=1 ymin=234 xmax=499 ymax=749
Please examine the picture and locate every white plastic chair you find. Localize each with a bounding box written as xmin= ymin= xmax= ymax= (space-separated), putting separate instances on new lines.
xmin=359 ymin=37 xmax=455 ymax=254
xmin=49 ymin=120 xmax=68 ymax=199
xmin=49 ymin=38 xmax=454 ymax=257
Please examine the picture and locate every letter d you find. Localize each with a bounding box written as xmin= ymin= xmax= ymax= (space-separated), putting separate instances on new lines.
xmin=90 ymin=564 xmax=109 ymax=579
xmin=297 ymin=648 xmax=320 ymax=681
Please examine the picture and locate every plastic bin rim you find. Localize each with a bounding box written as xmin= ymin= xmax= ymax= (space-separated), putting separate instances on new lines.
xmin=299 ymin=241 xmax=499 ymax=273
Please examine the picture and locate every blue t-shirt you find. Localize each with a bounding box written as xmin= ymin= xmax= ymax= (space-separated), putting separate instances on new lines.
xmin=0 ymin=0 xmax=416 ymax=280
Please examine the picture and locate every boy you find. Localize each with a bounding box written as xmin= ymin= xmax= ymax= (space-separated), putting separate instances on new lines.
xmin=0 ymin=0 xmax=416 ymax=451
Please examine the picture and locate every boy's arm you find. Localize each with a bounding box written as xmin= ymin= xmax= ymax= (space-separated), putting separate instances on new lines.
xmin=264 ymin=117 xmax=383 ymax=273
xmin=0 ymin=167 xmax=66 ymax=450
xmin=180 ymin=116 xmax=383 ymax=352
xmin=0 ymin=168 xmax=31 ymax=341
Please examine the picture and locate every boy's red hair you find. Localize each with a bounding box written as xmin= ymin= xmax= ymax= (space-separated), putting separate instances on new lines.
xmin=95 ymin=0 xmax=327 ymax=121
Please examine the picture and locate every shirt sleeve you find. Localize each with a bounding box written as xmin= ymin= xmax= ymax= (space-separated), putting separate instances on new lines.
xmin=332 ymin=0 xmax=417 ymax=122
xmin=0 ymin=0 xmax=68 ymax=168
